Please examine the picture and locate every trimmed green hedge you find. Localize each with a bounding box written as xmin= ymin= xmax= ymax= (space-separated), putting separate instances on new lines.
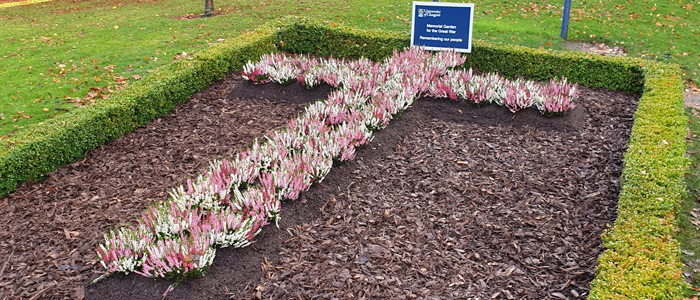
xmin=588 ymin=64 xmax=688 ymax=299
xmin=274 ymin=17 xmax=406 ymax=61
xmin=463 ymin=41 xmax=645 ymax=94
xmin=0 ymin=16 xmax=689 ymax=299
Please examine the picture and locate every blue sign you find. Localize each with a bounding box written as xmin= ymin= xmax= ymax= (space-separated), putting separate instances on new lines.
xmin=411 ymin=2 xmax=474 ymax=53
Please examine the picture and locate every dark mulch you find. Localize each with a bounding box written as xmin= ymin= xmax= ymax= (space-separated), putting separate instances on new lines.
xmin=0 ymin=73 xmax=637 ymax=300
xmin=245 ymin=91 xmax=634 ymax=300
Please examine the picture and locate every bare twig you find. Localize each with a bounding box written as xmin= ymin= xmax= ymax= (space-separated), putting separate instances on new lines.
xmin=0 ymin=251 xmax=12 ymax=279
xmin=28 ymin=287 xmax=51 ymax=300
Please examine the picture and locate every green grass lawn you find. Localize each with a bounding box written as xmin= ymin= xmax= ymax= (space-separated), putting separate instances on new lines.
xmin=1 ymin=0 xmax=698 ymax=138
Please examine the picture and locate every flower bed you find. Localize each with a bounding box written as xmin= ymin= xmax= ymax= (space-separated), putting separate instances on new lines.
xmin=0 ymin=17 xmax=688 ymax=299
xmin=96 ymin=48 xmax=580 ymax=289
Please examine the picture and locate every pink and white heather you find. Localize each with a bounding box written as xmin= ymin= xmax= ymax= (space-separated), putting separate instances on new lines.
xmin=97 ymin=47 xmax=578 ymax=282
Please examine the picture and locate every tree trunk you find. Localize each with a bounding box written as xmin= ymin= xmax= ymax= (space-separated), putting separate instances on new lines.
xmin=203 ymin=0 xmax=213 ymax=17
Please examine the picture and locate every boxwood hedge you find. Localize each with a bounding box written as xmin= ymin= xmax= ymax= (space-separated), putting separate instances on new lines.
xmin=0 ymin=16 xmax=689 ymax=299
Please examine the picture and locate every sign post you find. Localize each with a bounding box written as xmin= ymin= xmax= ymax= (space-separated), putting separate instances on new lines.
xmin=560 ymin=0 xmax=572 ymax=39
xmin=410 ymin=1 xmax=475 ymax=53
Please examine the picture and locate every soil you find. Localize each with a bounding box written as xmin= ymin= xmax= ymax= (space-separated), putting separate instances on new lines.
xmin=0 ymin=73 xmax=638 ymax=300
xmin=563 ymin=41 xmax=627 ymax=57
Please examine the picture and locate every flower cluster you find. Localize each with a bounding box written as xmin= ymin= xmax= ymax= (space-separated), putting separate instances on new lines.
xmin=241 ymin=53 xmax=318 ymax=85
xmin=426 ymin=68 xmax=578 ymax=114
xmin=97 ymin=47 xmax=577 ymax=284
xmin=244 ymin=49 xmax=578 ymax=115
xmin=536 ymin=77 xmax=579 ymax=116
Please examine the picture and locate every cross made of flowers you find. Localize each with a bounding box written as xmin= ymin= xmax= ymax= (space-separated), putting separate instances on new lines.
xmin=94 ymin=48 xmax=578 ymax=294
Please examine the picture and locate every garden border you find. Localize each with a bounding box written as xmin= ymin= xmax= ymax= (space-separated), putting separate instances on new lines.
xmin=0 ymin=16 xmax=688 ymax=299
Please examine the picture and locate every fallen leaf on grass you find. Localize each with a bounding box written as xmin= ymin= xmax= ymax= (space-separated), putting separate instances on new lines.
xmin=692 ymin=210 xmax=700 ymax=218
xmin=173 ymin=52 xmax=189 ymax=60
xmin=691 ymin=219 xmax=700 ymax=229
xmin=114 ymin=76 xmax=127 ymax=84
xmin=132 ymin=74 xmax=142 ymax=80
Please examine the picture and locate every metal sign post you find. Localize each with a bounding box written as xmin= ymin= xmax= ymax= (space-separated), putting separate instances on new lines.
xmin=560 ymin=0 xmax=572 ymax=39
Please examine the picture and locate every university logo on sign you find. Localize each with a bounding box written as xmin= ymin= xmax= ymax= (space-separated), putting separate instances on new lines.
xmin=410 ymin=1 xmax=474 ymax=53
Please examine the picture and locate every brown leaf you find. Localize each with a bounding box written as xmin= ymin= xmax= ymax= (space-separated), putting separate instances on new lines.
xmin=690 ymin=83 xmax=699 ymax=92
xmin=114 ymin=76 xmax=128 ymax=84
xmin=72 ymin=286 xmax=85 ymax=300
xmin=132 ymin=74 xmax=142 ymax=80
